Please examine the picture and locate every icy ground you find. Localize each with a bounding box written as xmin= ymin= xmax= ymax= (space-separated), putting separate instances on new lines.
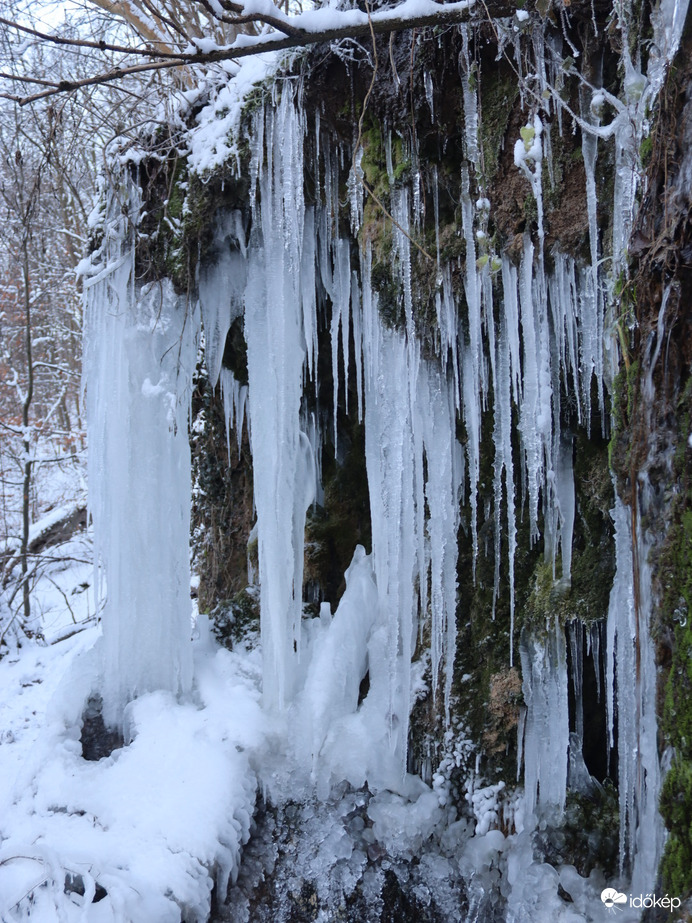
xmin=0 ymin=565 xmax=264 ymax=921
xmin=0 ymin=541 xmax=642 ymax=923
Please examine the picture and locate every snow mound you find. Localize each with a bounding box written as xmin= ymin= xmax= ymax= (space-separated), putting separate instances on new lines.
xmin=0 ymin=626 xmax=265 ymax=923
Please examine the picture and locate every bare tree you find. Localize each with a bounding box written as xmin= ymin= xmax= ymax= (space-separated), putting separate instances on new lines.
xmin=0 ymin=14 xmax=107 ymax=647
xmin=0 ymin=108 xmax=45 ymax=638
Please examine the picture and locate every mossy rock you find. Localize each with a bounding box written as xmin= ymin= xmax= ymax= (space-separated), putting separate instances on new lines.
xmin=660 ymin=757 xmax=692 ymax=898
xmin=534 ymin=783 xmax=619 ymax=878
xmin=210 ymin=588 xmax=260 ymax=650
xmin=478 ymin=65 xmax=520 ymax=186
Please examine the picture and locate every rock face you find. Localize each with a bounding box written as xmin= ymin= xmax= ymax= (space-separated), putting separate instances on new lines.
xmin=611 ymin=23 xmax=692 ymax=900
xmin=128 ymin=0 xmax=692 ymax=916
xmin=215 ymin=791 xmax=478 ymax=923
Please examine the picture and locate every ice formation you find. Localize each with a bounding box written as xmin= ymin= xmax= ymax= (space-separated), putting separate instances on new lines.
xmin=74 ymin=0 xmax=692 ymax=908
xmin=520 ymin=624 xmax=570 ymax=819
xmin=83 ymin=183 xmax=197 ymax=727
xmin=606 ymin=496 xmax=662 ymax=892
xmin=193 ymin=69 xmax=648 ymax=839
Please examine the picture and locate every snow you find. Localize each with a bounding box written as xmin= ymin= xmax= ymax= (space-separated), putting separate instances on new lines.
xmin=188 ymin=53 xmax=278 ymax=176
xmin=0 ymin=623 xmax=263 ymax=923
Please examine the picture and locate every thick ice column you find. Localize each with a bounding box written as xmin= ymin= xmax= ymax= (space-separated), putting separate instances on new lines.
xmin=84 ymin=187 xmax=196 ymax=728
xmin=418 ymin=364 xmax=463 ymax=714
xmin=520 ymin=622 xmax=569 ymax=818
xmin=244 ymin=91 xmax=315 ymax=711
xmin=606 ymin=496 xmax=661 ymax=888
xmin=364 ymin=319 xmax=420 ymax=774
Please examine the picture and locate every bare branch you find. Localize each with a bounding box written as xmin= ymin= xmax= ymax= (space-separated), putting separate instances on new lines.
xmin=0 ymin=72 xmax=63 ymax=88
xmin=0 ymin=16 xmax=187 ymax=59
xmin=3 ymin=0 xmax=488 ymax=105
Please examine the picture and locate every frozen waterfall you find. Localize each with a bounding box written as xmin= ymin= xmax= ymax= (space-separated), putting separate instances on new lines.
xmin=83 ymin=183 xmax=197 ymax=728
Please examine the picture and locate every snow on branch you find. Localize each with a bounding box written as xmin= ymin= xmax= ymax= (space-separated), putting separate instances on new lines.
xmin=0 ymin=0 xmax=512 ymax=105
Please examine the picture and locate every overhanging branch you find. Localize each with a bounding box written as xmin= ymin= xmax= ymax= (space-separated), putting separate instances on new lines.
xmin=0 ymin=0 xmax=520 ymax=105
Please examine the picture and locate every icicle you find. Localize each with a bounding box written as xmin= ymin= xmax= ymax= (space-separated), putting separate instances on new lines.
xmin=460 ymin=25 xmax=479 ymax=165
xmin=327 ymin=238 xmax=351 ymax=448
xmin=303 ymin=410 xmax=324 ymax=507
xmin=521 ymin=622 xmax=570 ymax=818
xmin=301 ymin=207 xmax=318 ymax=382
xmin=516 ymin=706 xmax=527 ymax=783
xmin=243 ymin=90 xmax=316 ymax=710
xmin=592 ymin=621 xmax=602 ymax=704
xmin=545 ymin=433 xmax=575 ymax=583
xmin=363 ymin=302 xmax=420 ymax=776
xmin=347 ymin=148 xmax=364 ymax=235
xmin=568 ymin=620 xmax=584 ymax=745
xmin=424 ymin=71 xmax=434 ymax=122
xmin=392 ymin=188 xmax=414 ymax=339
xmin=492 ymin=308 xmax=517 ymax=663
xmin=198 ymin=210 xmax=246 ymax=389
xmin=385 ymin=130 xmax=395 ymax=186
xmin=607 ymin=494 xmax=662 ymax=890
xmin=220 ymin=368 xmax=248 ymax=458
xmin=517 ymin=239 xmax=545 ymax=545
xmin=419 ymin=364 xmax=462 ymax=714
xmin=84 ymin=179 xmax=196 ymax=727
xmin=460 ymin=168 xmax=482 ymax=575
xmin=500 ymin=256 xmax=522 ymax=406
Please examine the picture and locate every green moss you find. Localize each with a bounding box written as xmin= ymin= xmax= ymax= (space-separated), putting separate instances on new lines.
xmin=478 ymin=66 xmax=520 ymax=185
xmin=210 ymin=588 xmax=260 ymax=649
xmin=535 ymin=783 xmax=620 ymax=878
xmin=656 ymin=375 xmax=692 ymax=899
xmin=608 ymin=356 xmax=640 ymax=477
xmin=639 ymin=134 xmax=654 ymax=168
xmin=660 ymin=757 xmax=692 ymax=896
xmin=661 ymin=834 xmax=692 ymax=898
xmin=360 ymin=122 xmax=389 ymax=200
xmin=359 ymin=122 xmax=411 ymax=202
xmin=661 ymin=508 xmax=692 ymax=750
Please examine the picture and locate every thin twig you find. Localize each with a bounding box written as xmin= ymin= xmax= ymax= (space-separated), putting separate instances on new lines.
xmin=43 ymin=574 xmax=77 ymax=623
xmin=1 ymin=1 xmax=491 ymax=105
xmin=353 ymin=11 xmax=433 ymax=263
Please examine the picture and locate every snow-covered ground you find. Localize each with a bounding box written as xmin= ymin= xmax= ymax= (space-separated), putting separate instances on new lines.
xmin=0 ymin=448 xmax=266 ymax=922
xmin=0 ymin=541 xmax=643 ymax=923
xmin=0 ymin=542 xmax=266 ymax=922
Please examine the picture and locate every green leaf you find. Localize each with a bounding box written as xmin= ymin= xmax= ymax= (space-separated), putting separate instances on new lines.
xmin=520 ymin=125 xmax=535 ymax=152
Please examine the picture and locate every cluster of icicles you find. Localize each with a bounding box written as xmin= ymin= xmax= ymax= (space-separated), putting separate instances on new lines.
xmin=84 ymin=40 xmax=674 ymax=888
xmin=197 ymin=84 xmax=661 ymax=880
xmin=199 ymin=84 xmax=607 ymax=774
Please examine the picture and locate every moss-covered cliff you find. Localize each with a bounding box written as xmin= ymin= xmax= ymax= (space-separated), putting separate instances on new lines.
xmin=123 ymin=0 xmax=692 ymax=917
